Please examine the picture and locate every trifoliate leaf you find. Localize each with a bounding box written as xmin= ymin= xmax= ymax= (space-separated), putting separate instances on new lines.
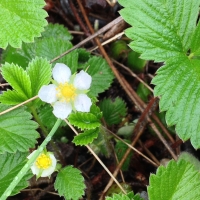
xmin=54 ymin=166 xmax=86 ymax=200
xmin=0 ymin=104 xmax=39 ymax=153
xmin=152 ymin=56 xmax=200 ymax=148
xmin=119 ymin=0 xmax=200 ymax=62
xmin=0 ymin=0 xmax=48 ymax=49
xmin=82 ymin=56 xmax=114 ymax=96
xmin=99 ymin=98 xmax=127 ymax=125
xmin=73 ymin=128 xmax=99 ymax=146
xmin=0 ymin=58 xmax=51 ymax=105
xmin=41 ymin=23 xmax=72 ymax=41
xmin=68 ymin=112 xmax=100 ymax=130
xmin=148 ymin=159 xmax=200 ymax=200
xmin=0 ymin=152 xmax=32 ymax=196
xmin=115 ymin=140 xmax=132 ymax=171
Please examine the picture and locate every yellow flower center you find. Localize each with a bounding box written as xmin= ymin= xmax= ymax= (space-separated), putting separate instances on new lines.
xmin=56 ymin=82 xmax=76 ymax=102
xmin=36 ymin=153 xmax=52 ymax=169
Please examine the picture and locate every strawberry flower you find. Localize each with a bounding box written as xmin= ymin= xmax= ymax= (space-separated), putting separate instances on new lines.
xmin=38 ymin=63 xmax=92 ymax=119
xmin=27 ymin=150 xmax=57 ymax=178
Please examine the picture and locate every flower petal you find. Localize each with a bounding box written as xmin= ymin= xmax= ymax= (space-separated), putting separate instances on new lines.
xmin=38 ymin=84 xmax=57 ymax=103
xmin=53 ymin=101 xmax=72 ymax=119
xmin=40 ymin=153 xmax=57 ymax=177
xmin=73 ymin=70 xmax=92 ymax=90
xmin=27 ymin=150 xmax=40 ymax=176
xmin=31 ymin=163 xmax=40 ymax=176
xmin=53 ymin=63 xmax=71 ymax=83
xmin=74 ymin=94 xmax=92 ymax=112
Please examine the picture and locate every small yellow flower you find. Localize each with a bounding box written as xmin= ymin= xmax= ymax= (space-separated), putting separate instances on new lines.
xmin=28 ymin=150 xmax=57 ymax=178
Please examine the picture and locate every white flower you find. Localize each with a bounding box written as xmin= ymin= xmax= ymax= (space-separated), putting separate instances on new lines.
xmin=38 ymin=63 xmax=92 ymax=119
xmin=27 ymin=150 xmax=57 ymax=178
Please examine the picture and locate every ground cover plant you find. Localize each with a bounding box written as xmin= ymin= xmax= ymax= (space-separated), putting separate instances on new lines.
xmin=0 ymin=0 xmax=200 ymax=199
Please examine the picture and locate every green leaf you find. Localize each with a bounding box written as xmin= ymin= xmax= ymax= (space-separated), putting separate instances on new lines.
xmin=99 ymin=98 xmax=127 ymax=125
xmin=89 ymin=126 xmax=112 ymax=158
xmin=119 ymin=0 xmax=200 ymax=62
xmin=54 ymin=166 xmax=86 ymax=200
xmin=0 ymin=152 xmax=32 ymax=196
xmin=76 ymin=48 xmax=91 ymax=63
xmin=0 ymin=58 xmax=51 ymax=105
xmin=106 ymin=193 xmax=130 ymax=200
xmin=68 ymin=112 xmax=100 ymax=130
xmin=118 ymin=0 xmax=200 ymax=149
xmin=152 ymin=56 xmax=200 ymax=148
xmin=82 ymin=56 xmax=114 ymax=96
xmin=115 ymin=140 xmax=132 ymax=171
xmin=106 ymin=192 xmax=142 ymax=200
xmin=0 ymin=104 xmax=39 ymax=153
xmin=148 ymin=159 xmax=200 ymax=200
xmin=34 ymin=38 xmax=78 ymax=73
xmin=0 ymin=63 xmax=32 ymax=104
xmin=41 ymin=23 xmax=72 ymax=41
xmin=191 ymin=21 xmax=200 ymax=56
xmin=26 ymin=57 xmax=51 ymax=96
xmin=2 ymin=25 xmax=77 ymax=72
xmin=0 ymin=0 xmax=48 ymax=49
xmin=1 ymin=45 xmax=29 ymax=68
xmin=89 ymin=104 xmax=102 ymax=120
xmin=73 ymin=128 xmax=99 ymax=146
xmin=178 ymin=152 xmax=200 ymax=171
xmin=106 ymin=183 xmax=133 ymax=198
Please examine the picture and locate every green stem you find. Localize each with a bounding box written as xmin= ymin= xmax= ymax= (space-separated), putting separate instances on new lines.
xmin=30 ymin=106 xmax=48 ymax=137
xmin=0 ymin=119 xmax=62 ymax=200
xmin=30 ymin=106 xmax=66 ymax=166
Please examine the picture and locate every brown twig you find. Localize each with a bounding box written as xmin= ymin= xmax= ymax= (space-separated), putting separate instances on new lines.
xmin=50 ymin=16 xmax=123 ymax=63
xmin=138 ymin=140 xmax=160 ymax=166
xmin=68 ymin=0 xmax=90 ymax=36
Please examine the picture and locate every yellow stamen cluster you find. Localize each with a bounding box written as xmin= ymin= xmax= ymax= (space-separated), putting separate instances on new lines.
xmin=36 ymin=153 xmax=52 ymax=169
xmin=56 ymin=82 xmax=76 ymax=102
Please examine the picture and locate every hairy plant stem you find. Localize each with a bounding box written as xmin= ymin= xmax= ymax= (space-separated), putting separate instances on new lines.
xmin=0 ymin=119 xmax=62 ymax=200
xmin=30 ymin=106 xmax=48 ymax=137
